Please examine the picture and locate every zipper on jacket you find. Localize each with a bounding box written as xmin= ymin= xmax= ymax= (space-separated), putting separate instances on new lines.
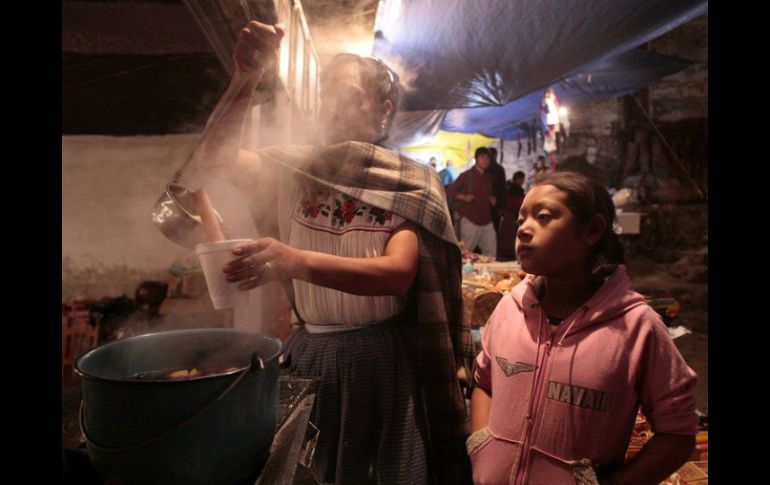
xmin=514 ymin=322 xmax=554 ymax=485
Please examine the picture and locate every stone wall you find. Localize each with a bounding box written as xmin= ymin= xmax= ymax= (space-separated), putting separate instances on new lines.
xmin=553 ymin=14 xmax=707 ymax=251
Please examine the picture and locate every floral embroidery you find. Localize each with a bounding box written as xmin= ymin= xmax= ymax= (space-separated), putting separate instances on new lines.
xmin=299 ymin=192 xmax=331 ymax=219
xmin=332 ymin=196 xmax=364 ymax=228
xmin=367 ymin=206 xmax=393 ymax=225
xmin=295 ymin=191 xmax=395 ymax=229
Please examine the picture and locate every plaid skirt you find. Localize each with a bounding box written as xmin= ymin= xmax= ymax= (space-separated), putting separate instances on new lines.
xmin=284 ymin=318 xmax=431 ymax=485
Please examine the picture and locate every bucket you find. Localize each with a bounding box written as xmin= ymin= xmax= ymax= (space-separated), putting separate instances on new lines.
xmin=75 ymin=329 xmax=282 ymax=485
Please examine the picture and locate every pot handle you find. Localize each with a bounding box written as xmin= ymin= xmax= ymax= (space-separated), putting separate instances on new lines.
xmin=251 ymin=352 xmax=266 ymax=371
xmin=80 ymin=359 xmax=264 ymax=453
xmin=278 ymin=351 xmax=291 ymax=369
xmin=274 ymin=333 xmax=295 ymax=370
xmin=249 ymin=349 xmax=289 ymax=371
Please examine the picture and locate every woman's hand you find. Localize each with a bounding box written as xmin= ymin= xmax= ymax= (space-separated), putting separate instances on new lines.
xmin=223 ymin=221 xmax=418 ymax=296
xmin=223 ymin=237 xmax=302 ymax=290
xmin=233 ymin=21 xmax=285 ymax=81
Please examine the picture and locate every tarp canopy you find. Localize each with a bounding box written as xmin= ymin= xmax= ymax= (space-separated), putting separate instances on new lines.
xmin=373 ymin=0 xmax=707 ymax=111
xmin=398 ymin=130 xmax=497 ymax=170
xmin=441 ymin=48 xmax=694 ymax=140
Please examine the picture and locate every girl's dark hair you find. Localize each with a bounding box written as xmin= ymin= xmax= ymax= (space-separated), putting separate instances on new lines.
xmin=533 ymin=171 xmax=625 ymax=266
xmin=322 ymin=53 xmax=401 ymax=137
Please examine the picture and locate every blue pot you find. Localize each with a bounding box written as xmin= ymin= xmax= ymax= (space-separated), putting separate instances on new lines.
xmin=75 ymin=329 xmax=282 ymax=485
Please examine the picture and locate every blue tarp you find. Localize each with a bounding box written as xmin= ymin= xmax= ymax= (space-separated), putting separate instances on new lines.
xmin=440 ymin=48 xmax=694 ymax=140
xmin=373 ymin=0 xmax=707 ymax=111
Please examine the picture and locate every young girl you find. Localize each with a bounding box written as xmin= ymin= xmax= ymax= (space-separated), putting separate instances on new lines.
xmin=468 ymin=171 xmax=697 ymax=485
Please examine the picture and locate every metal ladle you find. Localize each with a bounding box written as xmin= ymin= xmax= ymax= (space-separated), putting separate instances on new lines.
xmin=151 ymin=76 xmax=253 ymax=249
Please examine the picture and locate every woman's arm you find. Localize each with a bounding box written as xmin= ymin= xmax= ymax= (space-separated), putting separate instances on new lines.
xmin=224 ymin=220 xmax=420 ymax=296
xmin=181 ymin=21 xmax=283 ymax=189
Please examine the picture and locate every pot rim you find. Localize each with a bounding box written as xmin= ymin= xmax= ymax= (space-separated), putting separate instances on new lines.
xmin=74 ymin=328 xmax=283 ymax=385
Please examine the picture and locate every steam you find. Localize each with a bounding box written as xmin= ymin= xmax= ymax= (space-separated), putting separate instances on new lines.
xmin=378 ymin=51 xmax=420 ymax=95
xmin=303 ymin=0 xmax=378 ymax=63
xmin=65 ymin=2 xmax=419 ymax=336
xmin=299 ymin=0 xmax=420 ymax=96
xmin=311 ymin=21 xmax=376 ymax=63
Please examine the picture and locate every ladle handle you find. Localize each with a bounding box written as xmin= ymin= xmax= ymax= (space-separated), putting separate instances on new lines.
xmin=172 ymin=74 xmax=254 ymax=183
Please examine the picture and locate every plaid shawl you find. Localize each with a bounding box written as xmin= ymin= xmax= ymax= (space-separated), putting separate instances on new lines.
xmin=251 ymin=141 xmax=473 ymax=484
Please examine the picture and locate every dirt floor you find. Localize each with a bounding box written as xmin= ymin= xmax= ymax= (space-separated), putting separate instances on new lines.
xmin=625 ymin=249 xmax=708 ymax=415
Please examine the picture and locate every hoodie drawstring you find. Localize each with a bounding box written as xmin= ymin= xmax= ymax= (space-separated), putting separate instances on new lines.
xmin=555 ymin=306 xmax=589 ymax=349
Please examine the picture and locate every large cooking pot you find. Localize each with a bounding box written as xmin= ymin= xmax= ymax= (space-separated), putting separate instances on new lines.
xmin=75 ymin=329 xmax=283 ymax=485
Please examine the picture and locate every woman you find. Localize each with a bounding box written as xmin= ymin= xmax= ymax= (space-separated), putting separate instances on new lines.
xmin=187 ymin=21 xmax=473 ymax=485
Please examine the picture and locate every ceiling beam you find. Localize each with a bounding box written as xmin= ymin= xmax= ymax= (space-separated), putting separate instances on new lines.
xmin=63 ymin=1 xmax=212 ymax=55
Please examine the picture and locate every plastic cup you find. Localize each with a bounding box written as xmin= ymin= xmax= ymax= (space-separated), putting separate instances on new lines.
xmin=195 ymin=239 xmax=252 ymax=309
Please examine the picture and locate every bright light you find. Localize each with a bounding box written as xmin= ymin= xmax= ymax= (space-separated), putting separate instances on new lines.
xmin=279 ymin=34 xmax=290 ymax=86
xmin=559 ymin=106 xmax=569 ymax=117
xmin=340 ymin=38 xmax=374 ymax=57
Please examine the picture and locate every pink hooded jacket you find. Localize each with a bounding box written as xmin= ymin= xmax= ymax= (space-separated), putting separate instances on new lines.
xmin=470 ymin=265 xmax=698 ymax=485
